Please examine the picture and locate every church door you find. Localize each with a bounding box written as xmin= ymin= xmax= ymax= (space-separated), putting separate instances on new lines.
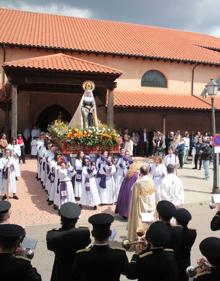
xmin=36 ymin=105 xmax=71 ymax=131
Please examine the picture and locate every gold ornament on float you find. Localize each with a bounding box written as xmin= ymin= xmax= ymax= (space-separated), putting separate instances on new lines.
xmin=82 ymin=80 xmax=95 ymax=91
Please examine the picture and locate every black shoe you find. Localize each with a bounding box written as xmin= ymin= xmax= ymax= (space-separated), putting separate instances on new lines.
xmin=48 ymin=201 xmax=53 ymax=205
xmin=13 ymin=195 xmax=19 ymax=200
xmin=15 ymin=177 xmax=18 ymax=181
xmin=53 ymin=205 xmax=58 ymax=210
xmin=2 ymin=195 xmax=7 ymax=200
xmin=93 ymin=206 xmax=97 ymax=210
xmin=192 ymin=167 xmax=197 ymax=169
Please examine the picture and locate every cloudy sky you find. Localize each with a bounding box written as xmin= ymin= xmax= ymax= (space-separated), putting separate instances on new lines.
xmin=1 ymin=0 xmax=220 ymax=36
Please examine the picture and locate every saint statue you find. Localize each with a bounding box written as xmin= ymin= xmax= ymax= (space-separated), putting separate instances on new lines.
xmin=56 ymin=111 xmax=63 ymax=123
xmin=69 ymin=81 xmax=98 ymax=129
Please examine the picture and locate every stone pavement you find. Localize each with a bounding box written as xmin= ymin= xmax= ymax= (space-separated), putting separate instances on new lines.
xmin=10 ymin=158 xmax=213 ymax=226
xmin=26 ymin=203 xmax=218 ymax=281
xmin=6 ymin=159 xmax=220 ymax=280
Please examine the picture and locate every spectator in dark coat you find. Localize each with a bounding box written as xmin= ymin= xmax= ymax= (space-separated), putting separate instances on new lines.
xmin=177 ymin=138 xmax=185 ymax=168
xmin=193 ymin=137 xmax=203 ymax=170
xmin=201 ymin=142 xmax=212 ymax=180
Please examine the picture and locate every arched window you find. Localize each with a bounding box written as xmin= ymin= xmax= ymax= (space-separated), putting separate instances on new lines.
xmin=141 ymin=70 xmax=167 ymax=88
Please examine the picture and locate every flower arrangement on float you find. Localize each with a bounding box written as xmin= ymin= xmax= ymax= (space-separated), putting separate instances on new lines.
xmin=48 ymin=120 xmax=120 ymax=154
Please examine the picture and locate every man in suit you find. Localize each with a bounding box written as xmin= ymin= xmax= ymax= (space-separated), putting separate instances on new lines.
xmin=46 ymin=202 xmax=91 ymax=281
xmin=0 ymin=224 xmax=41 ymax=281
xmin=126 ymin=221 xmax=178 ymax=281
xmin=139 ymin=128 xmax=149 ymax=157
xmin=72 ymin=213 xmax=129 ymax=281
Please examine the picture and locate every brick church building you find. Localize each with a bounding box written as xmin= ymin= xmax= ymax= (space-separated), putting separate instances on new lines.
xmin=1 ymin=8 xmax=220 ymax=137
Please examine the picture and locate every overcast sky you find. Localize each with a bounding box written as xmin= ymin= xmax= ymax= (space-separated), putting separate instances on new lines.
xmin=1 ymin=0 xmax=220 ymax=36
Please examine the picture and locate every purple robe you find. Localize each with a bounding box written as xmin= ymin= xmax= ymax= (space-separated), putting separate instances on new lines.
xmin=115 ymin=172 xmax=138 ymax=218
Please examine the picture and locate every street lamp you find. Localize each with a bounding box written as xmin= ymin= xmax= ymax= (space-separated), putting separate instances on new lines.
xmin=205 ymin=79 xmax=219 ymax=193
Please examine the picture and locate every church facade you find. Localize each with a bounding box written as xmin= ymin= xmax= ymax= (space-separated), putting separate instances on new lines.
xmin=1 ymin=8 xmax=220 ymax=137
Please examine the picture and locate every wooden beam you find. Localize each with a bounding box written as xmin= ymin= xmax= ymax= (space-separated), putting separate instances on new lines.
xmin=11 ymin=84 xmax=18 ymax=138
xmin=5 ymin=102 xmax=10 ymax=138
xmin=162 ymin=115 xmax=166 ymax=135
xmin=107 ymin=84 xmax=116 ymax=128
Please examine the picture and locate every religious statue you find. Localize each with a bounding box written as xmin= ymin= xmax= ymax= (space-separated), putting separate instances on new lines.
xmin=81 ymin=82 xmax=97 ymax=128
xmin=69 ymin=81 xmax=98 ymax=129
xmin=56 ymin=111 xmax=63 ymax=123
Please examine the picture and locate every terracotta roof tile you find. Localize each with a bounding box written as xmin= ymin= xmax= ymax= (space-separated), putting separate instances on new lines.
xmin=114 ymin=90 xmax=217 ymax=110
xmin=3 ymin=53 xmax=122 ymax=75
xmin=1 ymin=8 xmax=220 ymax=65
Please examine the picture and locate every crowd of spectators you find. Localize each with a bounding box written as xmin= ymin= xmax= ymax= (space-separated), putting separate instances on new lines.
xmin=120 ymin=129 xmax=213 ymax=179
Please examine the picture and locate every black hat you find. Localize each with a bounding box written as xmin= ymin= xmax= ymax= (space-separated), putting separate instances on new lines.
xmin=60 ymin=203 xmax=81 ymax=219
xmin=157 ymin=200 xmax=176 ymax=220
xmin=200 ymin=237 xmax=220 ymax=260
xmin=88 ymin=213 xmax=114 ymax=230
xmin=0 ymin=201 xmax=11 ymax=214
xmin=0 ymin=224 xmax=25 ymax=239
xmin=174 ymin=208 xmax=192 ymax=226
xmin=146 ymin=221 xmax=171 ymax=247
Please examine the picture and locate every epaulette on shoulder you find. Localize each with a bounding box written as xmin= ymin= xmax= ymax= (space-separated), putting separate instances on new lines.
xmin=76 ymin=247 xmax=91 ymax=254
xmin=15 ymin=255 xmax=31 ymax=262
xmin=171 ymin=225 xmax=179 ymax=228
xmin=53 ymin=227 xmax=60 ymax=231
xmin=111 ymin=247 xmax=126 ymax=252
xmin=79 ymin=225 xmax=88 ymax=228
xmin=164 ymin=248 xmax=174 ymax=252
xmin=139 ymin=251 xmax=153 ymax=259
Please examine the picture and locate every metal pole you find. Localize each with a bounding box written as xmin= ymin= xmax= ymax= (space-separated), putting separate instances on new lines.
xmin=211 ymin=97 xmax=219 ymax=193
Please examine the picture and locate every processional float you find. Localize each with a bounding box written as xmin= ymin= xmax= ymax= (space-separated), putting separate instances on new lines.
xmin=49 ymin=81 xmax=120 ymax=154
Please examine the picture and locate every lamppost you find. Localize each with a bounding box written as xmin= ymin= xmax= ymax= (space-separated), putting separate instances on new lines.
xmin=204 ymin=79 xmax=219 ymax=193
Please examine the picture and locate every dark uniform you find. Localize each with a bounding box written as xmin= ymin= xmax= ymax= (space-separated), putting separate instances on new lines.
xmin=126 ymin=221 xmax=178 ymax=281
xmin=174 ymin=208 xmax=197 ymax=281
xmin=72 ymin=245 xmax=128 ymax=281
xmin=210 ymin=211 xmax=220 ymax=231
xmin=156 ymin=200 xmax=183 ymax=256
xmin=165 ymin=223 xmax=183 ymax=254
xmin=0 ymin=254 xmax=41 ymax=281
xmin=72 ymin=213 xmax=129 ymax=281
xmin=0 ymin=224 xmax=41 ymax=281
xmin=0 ymin=200 xmax=11 ymax=223
xmin=194 ymin=237 xmax=220 ymax=281
xmin=46 ymin=203 xmax=91 ymax=281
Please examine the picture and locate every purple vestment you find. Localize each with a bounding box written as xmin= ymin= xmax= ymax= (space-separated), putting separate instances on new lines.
xmin=115 ymin=172 xmax=138 ymax=218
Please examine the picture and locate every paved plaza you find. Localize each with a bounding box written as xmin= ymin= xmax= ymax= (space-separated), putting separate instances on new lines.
xmin=7 ymin=158 xmax=220 ymax=280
